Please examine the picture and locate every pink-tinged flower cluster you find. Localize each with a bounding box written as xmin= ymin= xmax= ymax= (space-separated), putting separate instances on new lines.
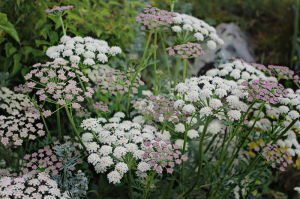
xmin=23 ymin=139 xmax=82 ymax=176
xmin=242 ymin=80 xmax=288 ymax=104
xmin=96 ymin=69 xmax=144 ymax=97
xmin=268 ymin=65 xmax=300 ymax=83
xmin=262 ymin=143 xmax=293 ymax=171
xmin=251 ymin=63 xmax=273 ymax=75
xmin=45 ymin=5 xmax=73 ymax=14
xmin=0 ymin=113 xmax=45 ymax=148
xmin=133 ymin=95 xmax=188 ymax=124
xmin=0 ymin=171 xmax=68 ymax=198
xmin=166 ymin=42 xmax=204 ymax=59
xmin=93 ymin=101 xmax=110 ymax=113
xmin=135 ymin=5 xmax=176 ymax=31
xmin=16 ymin=60 xmax=94 ymax=118
xmin=142 ymin=137 xmax=188 ymax=174
xmin=252 ymin=63 xmax=300 ymax=84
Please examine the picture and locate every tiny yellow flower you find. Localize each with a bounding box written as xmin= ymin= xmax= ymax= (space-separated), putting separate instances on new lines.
xmin=252 ymin=190 xmax=258 ymax=196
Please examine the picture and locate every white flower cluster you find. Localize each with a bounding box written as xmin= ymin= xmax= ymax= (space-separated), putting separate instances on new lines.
xmin=172 ymin=13 xmax=224 ymax=50
xmin=206 ymin=59 xmax=277 ymax=85
xmin=0 ymin=172 xmax=69 ymax=199
xmin=0 ymin=87 xmax=35 ymax=116
xmin=81 ymin=112 xmax=169 ymax=184
xmin=46 ymin=35 xmax=122 ymax=66
xmin=175 ymin=76 xmax=248 ymax=121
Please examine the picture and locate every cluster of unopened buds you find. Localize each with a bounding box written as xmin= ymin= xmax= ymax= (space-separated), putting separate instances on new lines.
xmin=242 ymin=80 xmax=289 ymax=104
xmin=142 ymin=138 xmax=188 ymax=174
xmin=166 ymin=43 xmax=204 ymax=59
xmin=135 ymin=5 xmax=176 ymax=30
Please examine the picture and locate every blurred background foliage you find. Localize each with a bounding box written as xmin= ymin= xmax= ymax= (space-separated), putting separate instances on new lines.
xmin=0 ymin=0 xmax=298 ymax=80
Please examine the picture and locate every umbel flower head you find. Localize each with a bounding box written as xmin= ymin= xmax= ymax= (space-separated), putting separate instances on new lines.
xmin=135 ymin=5 xmax=176 ymax=31
xmin=0 ymin=171 xmax=70 ymax=198
xmin=142 ymin=137 xmax=188 ymax=174
xmin=15 ymin=60 xmax=94 ymax=118
xmin=171 ymin=12 xmax=224 ymax=49
xmin=249 ymin=140 xmax=293 ymax=171
xmin=242 ymin=80 xmax=289 ymax=104
xmin=268 ymin=65 xmax=300 ymax=83
xmin=166 ymin=42 xmax=204 ymax=59
xmin=46 ymin=35 xmax=122 ymax=66
xmin=81 ymin=112 xmax=185 ymax=184
xmin=45 ymin=5 xmax=73 ymax=14
xmin=0 ymin=114 xmax=45 ymax=148
xmin=175 ymin=76 xmax=248 ymax=122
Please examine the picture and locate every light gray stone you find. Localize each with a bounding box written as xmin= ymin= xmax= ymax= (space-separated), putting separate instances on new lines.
xmin=191 ymin=23 xmax=255 ymax=75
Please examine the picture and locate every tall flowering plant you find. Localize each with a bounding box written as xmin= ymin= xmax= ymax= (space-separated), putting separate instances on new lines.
xmin=0 ymin=3 xmax=299 ymax=199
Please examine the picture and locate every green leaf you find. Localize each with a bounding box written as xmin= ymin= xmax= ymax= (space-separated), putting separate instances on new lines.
xmin=35 ymin=39 xmax=50 ymax=47
xmin=11 ymin=53 xmax=22 ymax=76
xmin=0 ymin=12 xmax=20 ymax=44
xmin=48 ymin=31 xmax=58 ymax=44
xmin=0 ymin=37 xmax=5 ymax=45
xmin=5 ymin=42 xmax=16 ymax=57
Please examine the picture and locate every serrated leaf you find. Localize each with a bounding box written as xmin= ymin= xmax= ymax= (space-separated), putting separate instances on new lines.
xmin=0 ymin=12 xmax=20 ymax=44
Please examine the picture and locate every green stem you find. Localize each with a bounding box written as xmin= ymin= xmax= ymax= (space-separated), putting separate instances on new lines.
xmin=170 ymin=0 xmax=175 ymax=12
xmin=56 ymin=104 xmax=62 ymax=141
xmin=142 ymin=172 xmax=155 ymax=199
xmin=273 ymin=119 xmax=297 ymax=142
xmin=173 ymin=57 xmax=181 ymax=87
xmin=126 ymin=65 xmax=134 ymax=116
xmin=27 ymin=94 xmax=53 ymax=143
xmin=126 ymin=30 xmax=153 ymax=116
xmin=115 ymin=91 xmax=120 ymax=111
xmin=64 ymin=106 xmax=85 ymax=149
xmin=140 ymin=30 xmax=154 ymax=65
xmin=59 ymin=15 xmax=66 ymax=36
xmin=127 ymin=170 xmax=134 ymax=199
xmin=163 ymin=179 xmax=175 ymax=199
xmin=183 ymin=117 xmax=210 ymax=197
xmin=159 ymin=32 xmax=172 ymax=87
xmin=183 ymin=59 xmax=187 ymax=83
xmin=153 ymin=28 xmax=158 ymax=95
xmin=211 ymin=102 xmax=265 ymax=198
xmin=180 ymin=124 xmax=189 ymax=193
